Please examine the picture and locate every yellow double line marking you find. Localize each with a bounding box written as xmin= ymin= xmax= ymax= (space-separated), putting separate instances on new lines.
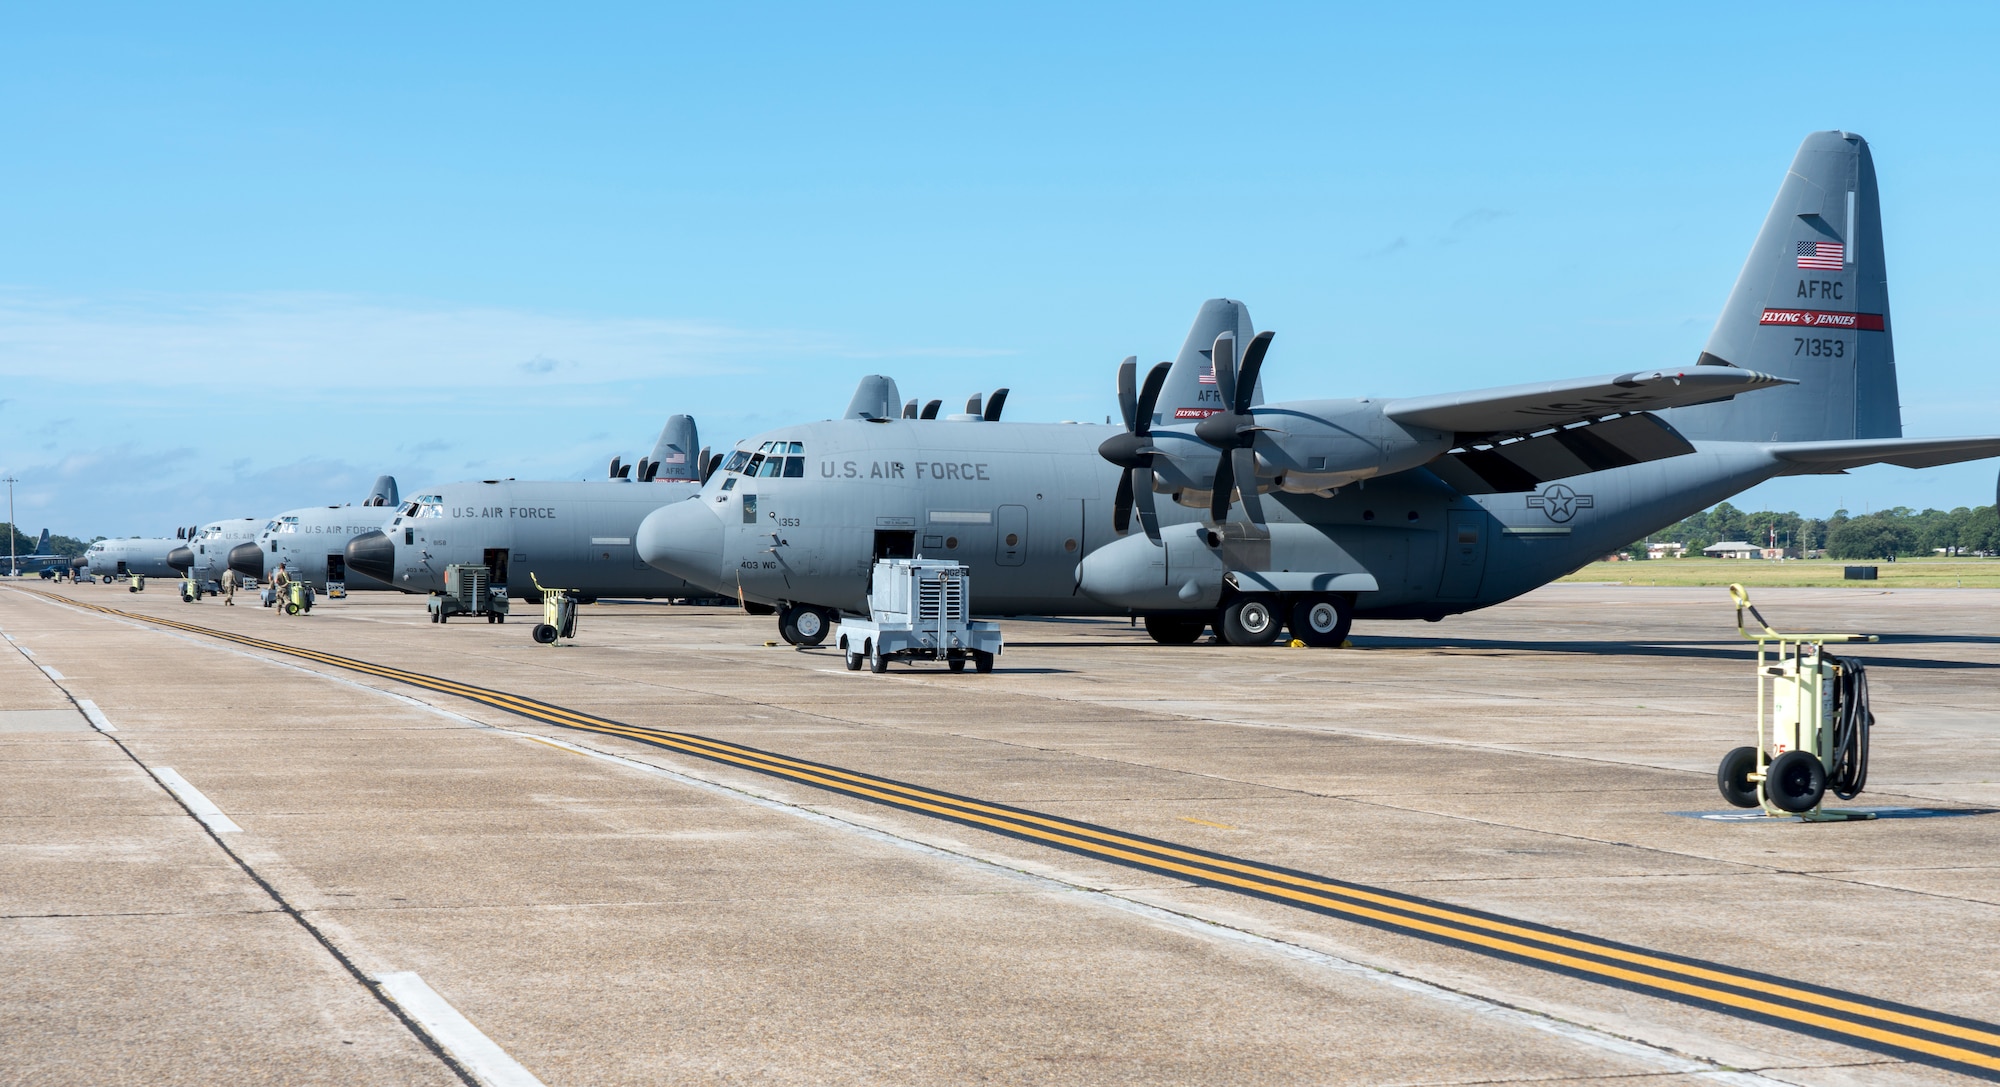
xmin=40 ymin=592 xmax=2000 ymax=1080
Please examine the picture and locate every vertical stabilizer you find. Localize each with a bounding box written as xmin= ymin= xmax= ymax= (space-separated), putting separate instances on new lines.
xmin=646 ymin=415 xmax=702 ymax=482
xmin=366 ymin=476 xmax=399 ymax=507
xmin=1662 ymin=131 xmax=1898 ymax=442
xmin=844 ymin=375 xmax=903 ymax=421
xmin=32 ymin=529 xmax=51 ymax=556
xmin=1155 ymin=299 xmax=1265 ymax=424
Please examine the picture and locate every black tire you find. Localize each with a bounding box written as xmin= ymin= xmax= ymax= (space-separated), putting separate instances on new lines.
xmin=1219 ymin=595 xmax=1285 ymax=647
xmin=973 ymin=651 xmax=994 ymax=674
xmin=778 ymin=604 xmax=835 ymax=647
xmin=869 ymin=645 xmax=888 ymax=673
xmin=1143 ymin=614 xmax=1207 ymax=645
xmin=948 ymin=657 xmax=966 ymax=673
xmin=285 ymin=602 xmax=300 ymax=616
xmin=1716 ymin=746 xmax=1761 ymax=808
xmin=845 ymin=650 xmax=863 ymax=671
xmin=1765 ymin=750 xmax=1827 ymax=813
xmin=429 ymin=609 xmax=439 ymax=623
xmin=1289 ymin=595 xmax=1353 ymax=648
xmin=532 ymin=623 xmax=557 ymax=644
xmin=495 ymin=614 xmax=505 ymax=624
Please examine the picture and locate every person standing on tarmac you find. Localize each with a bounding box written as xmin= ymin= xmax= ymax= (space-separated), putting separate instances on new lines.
xmin=268 ymin=563 xmax=291 ymax=611
xmin=220 ymin=567 xmax=239 ymax=605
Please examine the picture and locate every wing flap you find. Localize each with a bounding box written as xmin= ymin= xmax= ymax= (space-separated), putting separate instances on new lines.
xmin=1429 ymin=413 xmax=1697 ymax=494
xmin=1385 ymin=368 xmax=1792 ymax=436
xmin=1769 ymin=437 xmax=2000 ymax=473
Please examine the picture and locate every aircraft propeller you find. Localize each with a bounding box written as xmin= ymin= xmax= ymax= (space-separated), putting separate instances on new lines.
xmin=1097 ymin=356 xmax=1172 ymax=540
xmin=1192 ymin=330 xmax=1275 ymax=525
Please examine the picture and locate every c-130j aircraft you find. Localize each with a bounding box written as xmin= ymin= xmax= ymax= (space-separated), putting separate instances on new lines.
xmin=638 ymin=131 xmax=2000 ymax=648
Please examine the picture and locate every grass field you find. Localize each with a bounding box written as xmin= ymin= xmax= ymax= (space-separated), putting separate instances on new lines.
xmin=1557 ymin=557 xmax=2000 ymax=588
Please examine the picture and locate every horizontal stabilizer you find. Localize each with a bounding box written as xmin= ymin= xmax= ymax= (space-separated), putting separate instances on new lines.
xmin=1769 ymin=436 xmax=2000 ymax=473
xmin=1386 ymin=368 xmax=1792 ymax=438
xmin=1429 ymin=413 xmax=1696 ymax=494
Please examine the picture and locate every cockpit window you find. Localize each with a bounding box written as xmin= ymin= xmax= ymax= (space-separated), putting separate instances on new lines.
xmin=722 ymin=450 xmax=751 ymax=474
xmin=782 ymin=456 xmax=805 ymax=477
xmin=744 ymin=452 xmax=765 ymax=475
xmin=758 ymin=455 xmax=786 ymax=477
xmin=787 ymin=441 xmax=804 ymax=454
xmin=407 ymin=494 xmax=445 ymax=519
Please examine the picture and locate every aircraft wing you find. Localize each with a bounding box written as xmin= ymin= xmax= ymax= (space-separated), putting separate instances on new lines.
xmin=1769 ymin=437 xmax=2000 ymax=473
xmin=1384 ymin=368 xmax=1793 ymax=437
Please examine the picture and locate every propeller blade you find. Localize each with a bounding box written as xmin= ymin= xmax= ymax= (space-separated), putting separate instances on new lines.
xmin=1115 ymin=356 xmax=1138 ymax=431
xmin=1210 ymin=449 xmax=1235 ymax=523
xmin=697 ymin=446 xmax=712 ymax=483
xmin=902 ymin=398 xmax=918 ymax=419
xmin=1134 ymin=468 xmax=1161 ymax=542
xmin=965 ymin=393 xmax=983 ymax=417
xmin=1211 ymin=332 xmax=1237 ymax=413
xmin=983 ymin=388 xmax=1009 ymax=422
xmin=1134 ymin=361 xmax=1171 ymax=437
xmin=608 ymin=456 xmax=623 ymax=480
xmin=703 ymin=452 xmax=724 ymax=483
xmin=1235 ymin=331 xmax=1273 ymax=415
xmin=921 ymin=399 xmax=942 ymax=420
xmin=1112 ymin=470 xmax=1134 ymax=534
xmin=1231 ymin=447 xmax=1264 ymax=525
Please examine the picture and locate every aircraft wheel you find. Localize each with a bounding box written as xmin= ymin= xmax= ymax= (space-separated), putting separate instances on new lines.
xmin=1290 ymin=595 xmax=1353 ymax=647
xmin=532 ymin=623 xmax=557 ymax=645
xmin=1765 ymin=750 xmax=1826 ymax=813
xmin=1143 ymin=614 xmax=1207 ymax=645
xmin=1717 ymin=746 xmax=1761 ymax=809
xmin=973 ymin=651 xmax=995 ymax=674
xmin=778 ymin=604 xmax=834 ymax=647
xmin=1219 ymin=595 xmax=1284 ymax=647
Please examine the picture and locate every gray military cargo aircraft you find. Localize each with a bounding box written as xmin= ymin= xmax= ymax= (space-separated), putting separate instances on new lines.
xmin=85 ymin=535 xmax=185 ymax=580
xmin=169 ymin=518 xmax=264 ymax=585
xmin=638 ymin=131 xmax=2000 ymax=647
xmin=4 ymin=529 xmax=70 ymax=578
xmin=344 ymin=417 xmax=716 ymax=604
xmin=227 ymin=476 xmax=403 ymax=591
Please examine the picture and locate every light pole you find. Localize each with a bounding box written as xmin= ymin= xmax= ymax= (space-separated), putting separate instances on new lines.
xmin=3 ymin=476 xmax=15 ymax=578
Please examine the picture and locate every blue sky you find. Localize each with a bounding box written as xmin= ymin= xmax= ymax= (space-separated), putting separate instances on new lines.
xmin=3 ymin=3 xmax=1997 ymax=537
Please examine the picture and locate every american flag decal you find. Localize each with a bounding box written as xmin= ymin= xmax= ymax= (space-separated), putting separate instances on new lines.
xmin=662 ymin=453 xmax=685 ymax=463
xmin=1796 ymin=240 xmax=1844 ymax=270
xmin=1198 ymin=363 xmax=1217 ymax=385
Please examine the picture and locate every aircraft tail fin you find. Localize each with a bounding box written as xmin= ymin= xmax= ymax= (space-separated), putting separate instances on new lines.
xmin=1154 ymin=299 xmax=1263 ymax=425
xmin=365 ymin=475 xmax=399 ymax=507
xmin=645 ymin=415 xmax=701 ymax=482
xmin=31 ymin=529 xmax=51 ymax=556
xmin=1661 ymin=131 xmax=1898 ymax=443
xmin=844 ymin=376 xmax=902 ymax=421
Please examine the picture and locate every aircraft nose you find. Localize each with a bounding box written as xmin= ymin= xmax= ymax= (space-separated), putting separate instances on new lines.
xmin=167 ymin=547 xmax=195 ymax=572
xmin=228 ymin=542 xmax=267 ymax=579
xmin=637 ymin=498 xmax=726 ymax=588
xmin=345 ymin=531 xmax=395 ymax=584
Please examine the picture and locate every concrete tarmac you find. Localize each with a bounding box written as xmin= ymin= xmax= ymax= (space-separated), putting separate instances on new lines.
xmin=4 ymin=579 xmax=1998 ymax=1085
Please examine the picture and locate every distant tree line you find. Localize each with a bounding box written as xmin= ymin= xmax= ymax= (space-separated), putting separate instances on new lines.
xmin=1631 ymin=502 xmax=2000 ymax=560
xmin=0 ymin=523 xmax=97 ymax=560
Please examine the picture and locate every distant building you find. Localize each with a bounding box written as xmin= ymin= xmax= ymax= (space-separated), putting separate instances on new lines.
xmin=1702 ymin=541 xmax=1762 ymax=559
xmin=1647 ymin=542 xmax=1687 ymax=559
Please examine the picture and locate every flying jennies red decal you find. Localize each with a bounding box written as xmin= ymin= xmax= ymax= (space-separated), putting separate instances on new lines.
xmin=1759 ymin=309 xmax=1885 ymax=331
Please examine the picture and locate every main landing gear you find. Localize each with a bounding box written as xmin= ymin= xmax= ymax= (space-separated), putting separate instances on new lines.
xmin=1144 ymin=593 xmax=1354 ymax=648
xmin=778 ymin=603 xmax=838 ymax=647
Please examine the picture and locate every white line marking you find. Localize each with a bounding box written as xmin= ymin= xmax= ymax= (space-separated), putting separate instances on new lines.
xmin=18 ymin=645 xmax=32 ymax=656
xmin=151 ymin=767 xmax=243 ymax=833
xmin=375 ymin=972 xmax=545 ymax=1087
xmin=40 ymin=664 xmax=65 ymax=680
xmin=75 ymin=699 xmax=115 ymax=732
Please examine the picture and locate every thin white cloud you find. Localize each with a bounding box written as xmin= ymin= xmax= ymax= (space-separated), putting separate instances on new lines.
xmin=0 ymin=289 xmax=827 ymax=388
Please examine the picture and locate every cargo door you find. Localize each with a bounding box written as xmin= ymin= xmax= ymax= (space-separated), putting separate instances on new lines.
xmin=1438 ymin=511 xmax=1488 ymax=599
xmin=996 ymin=504 xmax=1027 ymax=567
xmin=326 ymin=554 xmax=346 ymax=583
